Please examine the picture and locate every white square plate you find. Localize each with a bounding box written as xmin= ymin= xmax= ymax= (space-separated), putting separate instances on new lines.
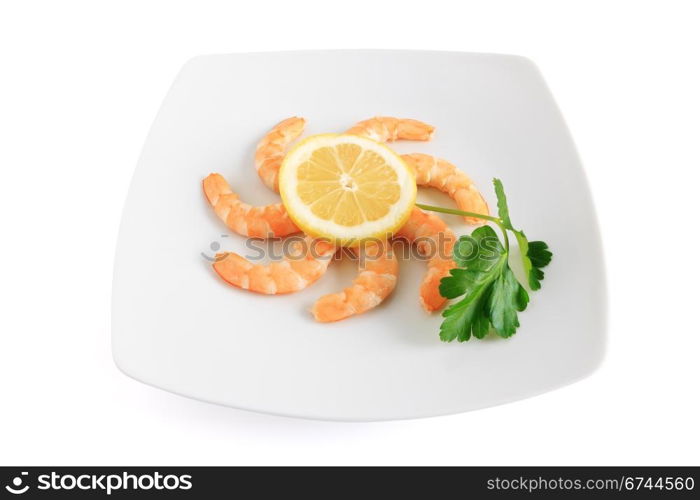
xmin=112 ymin=51 xmax=606 ymax=421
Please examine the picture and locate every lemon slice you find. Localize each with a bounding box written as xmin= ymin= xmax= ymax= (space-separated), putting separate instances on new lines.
xmin=279 ymin=134 xmax=416 ymax=246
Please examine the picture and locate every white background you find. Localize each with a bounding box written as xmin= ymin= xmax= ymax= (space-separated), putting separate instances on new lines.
xmin=1 ymin=0 xmax=698 ymax=465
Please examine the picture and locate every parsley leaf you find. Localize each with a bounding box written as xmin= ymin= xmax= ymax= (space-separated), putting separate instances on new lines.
xmin=417 ymin=177 xmax=552 ymax=342
xmin=524 ymin=240 xmax=552 ymax=290
xmin=439 ymin=226 xmax=529 ymax=341
xmin=494 ymin=178 xmax=513 ymax=229
xmin=493 ymin=179 xmax=552 ymax=290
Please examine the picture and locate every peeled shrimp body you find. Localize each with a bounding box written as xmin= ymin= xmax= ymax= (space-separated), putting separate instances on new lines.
xmin=346 ymin=116 xmax=435 ymax=142
xmin=347 ymin=118 xmax=488 ymax=222
xmin=255 ymin=115 xmax=434 ymax=196
xmin=312 ymin=242 xmax=398 ymax=322
xmin=255 ymin=116 xmax=306 ymax=192
xmin=401 ymin=153 xmax=489 ymax=224
xmin=204 ymin=116 xmax=469 ymax=321
xmin=213 ymin=236 xmax=336 ymax=295
xmin=202 ymin=173 xmax=299 ymax=238
xmin=395 ymin=207 xmax=457 ymax=312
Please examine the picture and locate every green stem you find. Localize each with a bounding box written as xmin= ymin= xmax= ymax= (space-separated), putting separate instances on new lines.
xmin=415 ymin=202 xmax=510 ymax=252
xmin=415 ymin=203 xmax=500 ymax=223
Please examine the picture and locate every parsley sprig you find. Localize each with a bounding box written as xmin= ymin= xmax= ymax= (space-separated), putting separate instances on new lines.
xmin=416 ymin=179 xmax=552 ymax=342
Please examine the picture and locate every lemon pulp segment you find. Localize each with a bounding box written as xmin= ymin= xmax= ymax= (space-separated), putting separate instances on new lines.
xmin=279 ymin=134 xmax=416 ymax=245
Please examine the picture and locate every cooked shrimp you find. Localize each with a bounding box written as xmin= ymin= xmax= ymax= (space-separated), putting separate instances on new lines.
xmin=346 ymin=116 xmax=435 ymax=142
xmin=312 ymin=242 xmax=398 ymax=322
xmin=395 ymin=207 xmax=456 ymax=312
xmin=255 ymin=116 xmax=306 ymax=192
xmin=213 ymin=236 xmax=336 ymax=294
xmin=253 ymin=116 xmax=432 ymax=197
xmin=202 ymin=173 xmax=299 ymax=238
xmin=401 ymin=153 xmax=489 ymax=224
